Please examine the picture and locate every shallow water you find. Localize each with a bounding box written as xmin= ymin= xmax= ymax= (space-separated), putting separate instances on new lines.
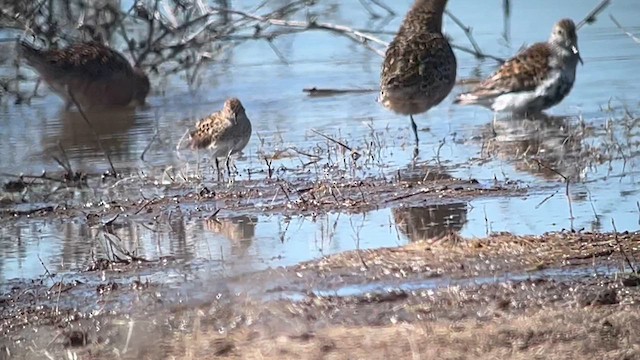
xmin=2 ymin=0 xmax=640 ymax=283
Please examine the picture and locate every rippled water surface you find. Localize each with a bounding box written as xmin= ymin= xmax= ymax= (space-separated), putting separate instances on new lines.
xmin=2 ymin=0 xmax=640 ymax=282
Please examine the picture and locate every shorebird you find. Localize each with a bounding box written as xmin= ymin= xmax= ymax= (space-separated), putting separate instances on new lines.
xmin=379 ymin=0 xmax=457 ymax=147
xmin=188 ymin=98 xmax=252 ymax=175
xmin=454 ymin=19 xmax=583 ymax=115
xmin=18 ymin=41 xmax=150 ymax=110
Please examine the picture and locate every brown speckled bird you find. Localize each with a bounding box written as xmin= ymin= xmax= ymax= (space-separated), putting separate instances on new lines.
xmin=188 ymin=98 xmax=252 ymax=172
xmin=19 ymin=41 xmax=150 ymax=110
xmin=454 ymin=19 xmax=582 ymax=115
xmin=379 ymin=0 xmax=457 ymax=146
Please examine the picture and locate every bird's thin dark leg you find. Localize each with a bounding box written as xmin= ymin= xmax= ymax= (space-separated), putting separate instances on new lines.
xmin=412 ymin=145 xmax=419 ymax=160
xmin=215 ymin=157 xmax=222 ymax=181
xmin=64 ymin=86 xmax=75 ymax=110
xmin=225 ymin=150 xmax=233 ymax=178
xmin=491 ymin=113 xmax=498 ymax=137
xmin=226 ymin=157 xmax=232 ymax=178
xmin=410 ymin=115 xmax=420 ymax=159
xmin=410 ymin=115 xmax=419 ymax=145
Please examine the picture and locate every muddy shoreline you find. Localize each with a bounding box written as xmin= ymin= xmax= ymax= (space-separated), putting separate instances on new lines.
xmin=2 ymin=228 xmax=639 ymax=359
xmin=0 ymin=135 xmax=636 ymax=359
xmin=2 ymin=0 xmax=640 ymax=358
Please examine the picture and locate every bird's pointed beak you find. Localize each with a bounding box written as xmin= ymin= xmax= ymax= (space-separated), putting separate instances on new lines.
xmin=572 ymin=45 xmax=583 ymax=65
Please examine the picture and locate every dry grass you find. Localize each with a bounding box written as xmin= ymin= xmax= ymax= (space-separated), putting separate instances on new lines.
xmin=293 ymin=231 xmax=640 ymax=283
xmin=166 ymin=306 xmax=640 ymax=360
xmin=2 ymin=230 xmax=640 ymax=359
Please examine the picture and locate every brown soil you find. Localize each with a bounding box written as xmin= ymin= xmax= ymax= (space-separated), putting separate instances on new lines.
xmin=1 ymin=231 xmax=639 ymax=359
xmin=172 ymin=307 xmax=640 ymax=360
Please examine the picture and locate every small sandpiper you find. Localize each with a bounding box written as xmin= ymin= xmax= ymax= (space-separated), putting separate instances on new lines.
xmin=188 ymin=98 xmax=252 ymax=175
xmin=379 ymin=0 xmax=457 ymax=147
xmin=454 ymin=19 xmax=583 ymax=115
xmin=18 ymin=40 xmax=150 ymax=110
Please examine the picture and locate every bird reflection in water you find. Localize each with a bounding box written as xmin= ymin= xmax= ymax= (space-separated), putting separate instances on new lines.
xmin=481 ymin=113 xmax=586 ymax=181
xmin=395 ymin=163 xmax=454 ymax=183
xmin=205 ymin=215 xmax=257 ymax=256
xmin=392 ymin=202 xmax=468 ymax=242
xmin=40 ymin=107 xmax=141 ymax=169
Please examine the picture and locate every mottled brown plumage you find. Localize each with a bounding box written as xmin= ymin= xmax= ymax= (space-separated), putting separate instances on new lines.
xmin=189 ymin=98 xmax=252 ymax=160
xmin=395 ymin=0 xmax=447 ymax=36
xmin=379 ymin=0 xmax=456 ymax=145
xmin=473 ymin=43 xmax=553 ymax=97
xmin=19 ymin=41 xmax=150 ymax=109
xmin=455 ymin=19 xmax=582 ymax=114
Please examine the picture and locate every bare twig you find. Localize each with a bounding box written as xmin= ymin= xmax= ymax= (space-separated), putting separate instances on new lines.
xmin=611 ymin=219 xmax=636 ymax=273
xmin=211 ymin=7 xmax=388 ymax=56
xmin=358 ymin=0 xmax=395 ymax=18
xmin=37 ymin=254 xmax=54 ymax=280
xmin=122 ymin=320 xmax=135 ymax=354
xmin=445 ymin=10 xmax=505 ymax=63
xmin=303 ymin=87 xmax=377 ymax=97
xmin=266 ymin=39 xmax=289 ymax=64
xmin=445 ymin=11 xmax=480 ymax=57
xmin=450 ymin=44 xmax=505 ymax=63
xmin=534 ymin=159 xmax=574 ymax=224
xmin=609 ymin=14 xmax=640 ymax=44
xmin=141 ymin=129 xmax=159 ymax=161
xmin=577 ymin=0 xmax=612 ymax=30
xmin=535 ymin=190 xmax=559 ymax=209
xmin=67 ymin=91 xmax=118 ymax=176
xmin=1 ymin=172 xmax=68 ymax=184
xmin=311 ymin=129 xmax=354 ymax=152
xmin=358 ymin=0 xmax=382 ymax=18
xmin=369 ymin=0 xmax=395 ymax=16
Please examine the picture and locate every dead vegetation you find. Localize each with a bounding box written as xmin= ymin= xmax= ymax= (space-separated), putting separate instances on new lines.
xmin=0 ymin=0 xmax=501 ymax=105
xmin=167 ymin=307 xmax=640 ymax=360
xmin=2 ymin=230 xmax=640 ymax=359
xmin=1 ymin=1 xmax=640 ymax=359
xmin=293 ymin=231 xmax=640 ymax=284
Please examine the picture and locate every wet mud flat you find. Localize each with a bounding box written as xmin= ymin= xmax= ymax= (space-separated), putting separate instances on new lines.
xmin=1 ymin=0 xmax=640 ymax=357
xmin=0 ymin=161 xmax=516 ymax=223
xmin=0 ymin=172 xmax=640 ymax=359
xmin=0 ymin=110 xmax=638 ymax=359
xmin=0 ymin=116 xmax=636 ymax=359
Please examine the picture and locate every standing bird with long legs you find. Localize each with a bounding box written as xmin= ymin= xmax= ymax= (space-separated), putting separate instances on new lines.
xmin=379 ymin=0 xmax=457 ymax=150
xmin=188 ymin=98 xmax=252 ymax=178
xmin=454 ymin=19 xmax=582 ymax=116
xmin=18 ymin=41 xmax=150 ymax=110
